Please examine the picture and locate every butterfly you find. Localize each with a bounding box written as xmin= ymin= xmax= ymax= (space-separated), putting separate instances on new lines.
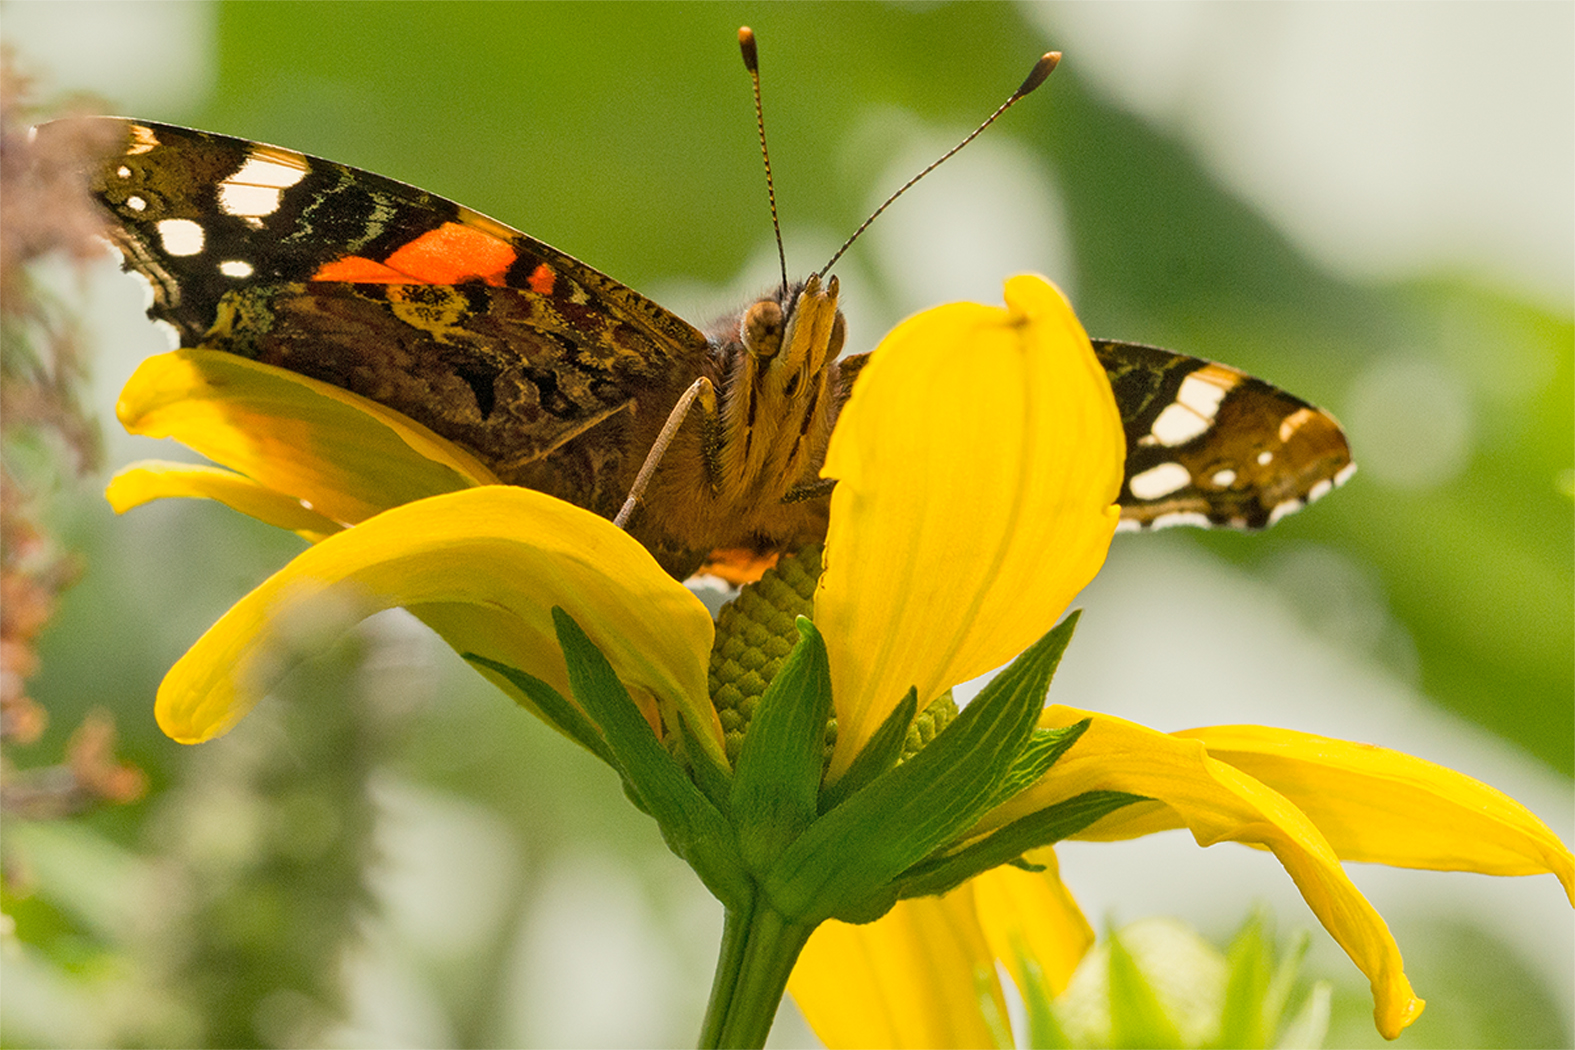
xmin=43 ymin=113 xmax=1352 ymax=580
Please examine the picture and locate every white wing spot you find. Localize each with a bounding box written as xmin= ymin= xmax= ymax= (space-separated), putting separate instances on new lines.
xmin=1178 ymin=372 xmax=1230 ymax=417
xmin=126 ymin=124 xmax=159 ymax=155
xmin=219 ymin=152 xmax=309 ymax=219
xmin=219 ymin=259 xmax=255 ymax=278
xmin=156 ymin=218 xmax=205 ymax=256
xmin=1334 ymin=462 xmax=1358 ymax=486
xmin=126 ymin=195 xmax=147 ymax=212
xmin=1146 ymin=371 xmax=1232 ymax=446
xmin=1130 ymin=462 xmax=1191 ymax=500
xmin=1150 ymin=511 xmax=1212 ymax=530
xmin=1257 ymin=450 xmax=1274 ymax=466
xmin=1279 ymin=407 xmax=1319 ymax=442
xmin=219 ymin=183 xmax=288 ymax=219
xmin=1149 ymin=402 xmax=1211 ymax=446
xmin=1210 ymin=468 xmax=1237 ymax=488
xmin=1307 ymin=478 xmax=1333 ymax=502
xmin=116 ymin=164 xmax=132 ymax=179
xmin=1268 ymin=499 xmax=1304 ymax=526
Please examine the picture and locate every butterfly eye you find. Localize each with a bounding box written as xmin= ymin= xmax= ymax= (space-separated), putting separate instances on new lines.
xmin=742 ymin=298 xmax=784 ymax=360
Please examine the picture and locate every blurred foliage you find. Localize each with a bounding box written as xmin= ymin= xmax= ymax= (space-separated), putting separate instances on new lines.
xmin=1024 ymin=913 xmax=1330 ymax=1049
xmin=3 ymin=2 xmax=1569 ymax=1047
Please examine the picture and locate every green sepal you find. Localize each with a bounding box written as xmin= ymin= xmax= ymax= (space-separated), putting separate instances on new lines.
xmin=890 ymin=789 xmax=1146 ymax=900
xmin=463 ymin=653 xmax=618 ymax=769
xmin=984 ymin=721 xmax=1089 ymax=809
xmin=817 ymin=687 xmax=917 ymax=815
xmin=683 ymin=717 xmax=735 ymax=817
xmin=551 ymin=608 xmax=751 ymax=909
xmin=762 ymin=614 xmax=1080 ymax=926
xmin=729 ymin=618 xmax=833 ymax=873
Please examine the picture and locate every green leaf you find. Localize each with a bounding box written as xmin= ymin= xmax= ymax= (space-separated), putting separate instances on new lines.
xmin=551 ymin=608 xmax=750 ymax=909
xmin=1276 ymin=981 xmax=1331 ymax=1050
xmin=891 ymin=789 xmax=1145 ymax=900
xmin=763 ymin=614 xmax=1080 ymax=926
xmin=1107 ymin=924 xmax=1185 ymax=1049
xmin=1264 ymin=928 xmax=1313 ymax=1041
xmin=1013 ymin=944 xmax=1072 ymax=1050
xmin=463 ymin=653 xmax=617 ymax=769
xmin=729 ymin=618 xmax=833 ymax=873
xmin=817 ymin=687 xmax=917 ymax=815
xmin=1217 ymin=911 xmax=1272 ymax=1048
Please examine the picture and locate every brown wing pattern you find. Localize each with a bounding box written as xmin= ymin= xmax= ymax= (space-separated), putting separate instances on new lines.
xmin=1093 ymin=339 xmax=1353 ymax=529
xmin=57 ymin=117 xmax=712 ymax=470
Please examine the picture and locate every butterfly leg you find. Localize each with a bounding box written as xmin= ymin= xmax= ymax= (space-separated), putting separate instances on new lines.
xmin=613 ymin=376 xmax=720 ymax=529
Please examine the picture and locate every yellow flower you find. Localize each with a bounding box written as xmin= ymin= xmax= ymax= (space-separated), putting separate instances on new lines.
xmin=789 ymin=711 xmax=1575 ymax=1044
xmin=109 ymin=347 xmax=723 ymax=763
xmin=815 ymin=275 xmax=1122 ymax=781
xmin=109 ymin=348 xmax=498 ymax=531
xmin=112 ymin=275 xmax=1572 ymax=1046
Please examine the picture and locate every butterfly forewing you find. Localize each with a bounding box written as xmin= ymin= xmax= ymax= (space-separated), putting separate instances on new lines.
xmin=72 ymin=116 xmax=715 ymax=483
xmin=1093 ymin=340 xmax=1353 ymax=530
xmin=49 ymin=115 xmax=1354 ymax=583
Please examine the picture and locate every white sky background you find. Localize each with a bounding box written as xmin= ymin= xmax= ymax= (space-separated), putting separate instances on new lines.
xmin=6 ymin=1 xmax=1572 ymax=1044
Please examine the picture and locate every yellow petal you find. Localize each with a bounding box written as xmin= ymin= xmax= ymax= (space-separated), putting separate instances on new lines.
xmin=1176 ymin=725 xmax=1575 ymax=901
xmin=988 ymin=706 xmax=1425 ymax=1040
xmin=156 ymin=486 xmax=722 ymax=766
xmin=972 ymin=846 xmax=1094 ymax=998
xmin=107 ymin=460 xmax=339 ymax=540
xmin=118 ymin=349 xmax=497 ymax=526
xmin=789 ymin=883 xmax=1008 ymax=1049
xmin=816 ymin=276 xmax=1123 ymax=779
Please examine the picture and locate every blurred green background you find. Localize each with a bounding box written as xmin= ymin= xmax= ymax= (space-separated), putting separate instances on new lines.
xmin=3 ymin=2 xmax=1570 ymax=1047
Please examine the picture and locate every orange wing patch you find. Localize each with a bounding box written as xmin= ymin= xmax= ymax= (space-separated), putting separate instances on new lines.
xmin=312 ymin=222 xmax=517 ymax=285
xmin=527 ymin=262 xmax=557 ymax=295
xmin=698 ymin=548 xmax=782 ymax=586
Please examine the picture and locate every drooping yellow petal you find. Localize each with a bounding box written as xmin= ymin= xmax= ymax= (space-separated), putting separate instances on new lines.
xmin=972 ymin=846 xmax=1095 ymax=998
xmin=118 ymin=349 xmax=497 ymax=527
xmin=107 ymin=460 xmax=339 ymax=540
xmin=156 ymin=486 xmax=722 ymax=766
xmin=1176 ymin=725 xmax=1575 ymax=901
xmin=816 ymin=275 xmax=1123 ymax=779
xmin=987 ymin=706 xmax=1425 ymax=1040
xmin=789 ymin=883 xmax=1008 ymax=1049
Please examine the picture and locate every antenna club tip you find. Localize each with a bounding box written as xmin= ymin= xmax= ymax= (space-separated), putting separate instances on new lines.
xmin=738 ymin=26 xmax=759 ymax=71
xmin=1015 ymin=51 xmax=1061 ymax=98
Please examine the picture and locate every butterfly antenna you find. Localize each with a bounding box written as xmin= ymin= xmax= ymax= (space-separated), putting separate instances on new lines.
xmin=739 ymin=26 xmax=790 ymax=299
xmin=817 ymin=51 xmax=1061 ymax=279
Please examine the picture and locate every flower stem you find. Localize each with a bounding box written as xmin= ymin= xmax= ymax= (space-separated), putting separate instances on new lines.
xmin=699 ymin=896 xmax=815 ymax=1049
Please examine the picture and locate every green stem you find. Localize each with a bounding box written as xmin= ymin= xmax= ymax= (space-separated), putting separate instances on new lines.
xmin=698 ymin=898 xmax=815 ymax=1049
xmin=698 ymin=897 xmax=754 ymax=1048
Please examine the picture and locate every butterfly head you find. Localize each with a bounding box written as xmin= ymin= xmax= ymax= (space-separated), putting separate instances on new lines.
xmin=705 ymin=274 xmax=846 ymax=505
